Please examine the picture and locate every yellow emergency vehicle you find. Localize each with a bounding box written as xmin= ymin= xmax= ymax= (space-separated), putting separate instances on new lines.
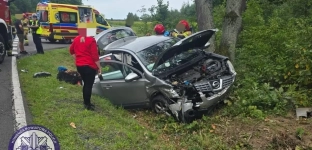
xmin=36 ymin=1 xmax=111 ymax=43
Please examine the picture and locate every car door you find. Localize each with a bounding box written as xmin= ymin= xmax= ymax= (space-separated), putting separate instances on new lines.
xmin=98 ymin=60 xmax=149 ymax=108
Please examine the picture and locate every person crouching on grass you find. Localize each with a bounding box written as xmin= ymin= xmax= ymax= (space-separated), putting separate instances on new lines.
xmin=69 ymin=35 xmax=101 ymax=111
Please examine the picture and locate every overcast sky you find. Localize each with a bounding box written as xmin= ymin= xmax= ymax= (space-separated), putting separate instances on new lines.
xmin=82 ymin=0 xmax=192 ymax=19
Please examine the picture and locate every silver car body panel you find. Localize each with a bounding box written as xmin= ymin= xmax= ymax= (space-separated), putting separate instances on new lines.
xmin=92 ymin=29 xmax=237 ymax=123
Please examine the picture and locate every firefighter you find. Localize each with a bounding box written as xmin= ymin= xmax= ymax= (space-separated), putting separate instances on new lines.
xmin=171 ymin=20 xmax=192 ymax=39
xmin=21 ymin=13 xmax=29 ymax=46
xmin=153 ymin=24 xmax=170 ymax=36
xmin=28 ymin=16 xmax=33 ymax=33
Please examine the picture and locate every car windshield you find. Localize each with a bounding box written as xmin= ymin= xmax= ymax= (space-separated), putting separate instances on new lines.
xmin=136 ymin=38 xmax=201 ymax=72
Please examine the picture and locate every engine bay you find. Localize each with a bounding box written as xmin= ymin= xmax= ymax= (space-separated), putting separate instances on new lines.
xmin=166 ymin=56 xmax=232 ymax=100
xmin=162 ymin=55 xmax=235 ymax=123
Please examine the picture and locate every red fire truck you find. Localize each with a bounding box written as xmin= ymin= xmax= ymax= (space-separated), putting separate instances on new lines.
xmin=0 ymin=0 xmax=15 ymax=64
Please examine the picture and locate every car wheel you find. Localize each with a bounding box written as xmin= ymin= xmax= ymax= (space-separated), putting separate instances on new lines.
xmin=151 ymin=95 xmax=169 ymax=114
xmin=0 ymin=34 xmax=6 ymax=64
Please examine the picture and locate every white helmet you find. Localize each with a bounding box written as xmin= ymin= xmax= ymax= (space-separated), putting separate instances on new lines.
xmin=32 ymin=13 xmax=38 ymax=18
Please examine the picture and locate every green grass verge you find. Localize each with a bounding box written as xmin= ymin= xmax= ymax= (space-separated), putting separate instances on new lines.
xmin=17 ymin=49 xmax=178 ymax=150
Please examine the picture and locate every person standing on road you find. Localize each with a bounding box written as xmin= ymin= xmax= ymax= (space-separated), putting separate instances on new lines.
xmin=29 ymin=13 xmax=44 ymax=54
xmin=28 ymin=16 xmax=33 ymax=33
xmin=14 ymin=15 xmax=28 ymax=54
xmin=69 ymin=35 xmax=101 ymax=110
xmin=22 ymin=13 xmax=29 ymax=46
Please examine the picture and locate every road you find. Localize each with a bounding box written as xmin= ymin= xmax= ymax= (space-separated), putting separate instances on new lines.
xmin=0 ymin=34 xmax=69 ymax=149
xmin=24 ymin=34 xmax=70 ymax=54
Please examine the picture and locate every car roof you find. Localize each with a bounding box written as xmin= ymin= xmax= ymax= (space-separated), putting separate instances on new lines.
xmin=112 ymin=35 xmax=173 ymax=53
xmin=94 ymin=26 xmax=134 ymax=41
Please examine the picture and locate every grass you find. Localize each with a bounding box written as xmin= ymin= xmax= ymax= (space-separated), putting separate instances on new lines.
xmin=17 ymin=50 xmax=312 ymax=149
xmin=16 ymin=49 xmax=180 ymax=150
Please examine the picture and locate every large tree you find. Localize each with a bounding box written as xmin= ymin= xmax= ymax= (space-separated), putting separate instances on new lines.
xmin=217 ymin=0 xmax=246 ymax=63
xmin=195 ymin=0 xmax=215 ymax=52
xmin=195 ymin=0 xmax=246 ymax=63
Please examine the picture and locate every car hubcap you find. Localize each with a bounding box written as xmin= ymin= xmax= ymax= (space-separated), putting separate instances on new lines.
xmin=155 ymin=102 xmax=166 ymax=113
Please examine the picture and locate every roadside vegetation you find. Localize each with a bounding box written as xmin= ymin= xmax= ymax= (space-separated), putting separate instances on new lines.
xmin=16 ymin=0 xmax=312 ymax=149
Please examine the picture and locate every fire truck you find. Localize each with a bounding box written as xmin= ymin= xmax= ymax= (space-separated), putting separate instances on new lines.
xmin=0 ymin=0 xmax=15 ymax=64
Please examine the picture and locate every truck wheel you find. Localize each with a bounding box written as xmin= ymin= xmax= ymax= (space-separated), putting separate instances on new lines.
xmin=0 ymin=34 xmax=6 ymax=64
xmin=151 ymin=95 xmax=169 ymax=114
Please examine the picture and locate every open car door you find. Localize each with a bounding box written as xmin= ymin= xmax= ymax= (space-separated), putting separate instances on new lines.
xmin=95 ymin=59 xmax=149 ymax=108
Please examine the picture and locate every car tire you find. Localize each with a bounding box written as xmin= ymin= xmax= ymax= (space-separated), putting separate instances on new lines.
xmin=151 ymin=95 xmax=169 ymax=114
xmin=0 ymin=34 xmax=6 ymax=64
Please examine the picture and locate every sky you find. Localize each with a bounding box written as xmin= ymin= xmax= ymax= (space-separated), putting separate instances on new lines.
xmin=82 ymin=0 xmax=193 ymax=19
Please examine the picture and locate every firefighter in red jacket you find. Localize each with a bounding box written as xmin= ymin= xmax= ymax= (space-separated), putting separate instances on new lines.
xmin=171 ymin=20 xmax=192 ymax=39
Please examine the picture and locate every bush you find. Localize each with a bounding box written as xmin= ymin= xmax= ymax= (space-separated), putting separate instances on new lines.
xmin=225 ymin=0 xmax=312 ymax=118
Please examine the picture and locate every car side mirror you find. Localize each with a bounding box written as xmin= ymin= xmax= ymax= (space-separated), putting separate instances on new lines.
xmin=125 ymin=72 xmax=139 ymax=82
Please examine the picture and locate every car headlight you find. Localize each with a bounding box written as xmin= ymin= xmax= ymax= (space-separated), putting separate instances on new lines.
xmin=163 ymin=88 xmax=180 ymax=98
xmin=227 ymin=60 xmax=237 ymax=75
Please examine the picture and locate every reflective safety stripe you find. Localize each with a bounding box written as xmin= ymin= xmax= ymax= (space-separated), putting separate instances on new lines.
xmin=31 ymin=20 xmax=43 ymax=34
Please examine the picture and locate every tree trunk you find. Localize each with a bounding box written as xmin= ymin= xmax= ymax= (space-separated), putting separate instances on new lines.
xmin=195 ymin=0 xmax=215 ymax=52
xmin=217 ymin=0 xmax=246 ymax=63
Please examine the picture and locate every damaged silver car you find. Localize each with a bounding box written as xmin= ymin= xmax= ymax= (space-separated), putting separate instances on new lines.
xmin=92 ymin=29 xmax=237 ymax=123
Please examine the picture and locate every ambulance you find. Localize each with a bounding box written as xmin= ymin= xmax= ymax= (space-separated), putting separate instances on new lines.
xmin=36 ymin=0 xmax=111 ymax=43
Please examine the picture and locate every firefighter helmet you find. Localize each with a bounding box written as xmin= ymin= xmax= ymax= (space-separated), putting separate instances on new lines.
xmin=22 ymin=13 xmax=27 ymax=18
xmin=154 ymin=24 xmax=165 ymax=35
xmin=179 ymin=20 xmax=190 ymax=31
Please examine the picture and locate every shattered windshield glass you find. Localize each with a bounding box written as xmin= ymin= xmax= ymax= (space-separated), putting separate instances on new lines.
xmin=136 ymin=38 xmax=179 ymax=71
xmin=136 ymin=38 xmax=201 ymax=72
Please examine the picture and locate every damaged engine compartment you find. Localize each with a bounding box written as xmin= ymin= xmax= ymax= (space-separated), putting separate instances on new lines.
xmin=158 ymin=53 xmax=236 ymax=123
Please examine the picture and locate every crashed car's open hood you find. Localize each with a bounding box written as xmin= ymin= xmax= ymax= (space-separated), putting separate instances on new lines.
xmin=152 ymin=29 xmax=218 ymax=70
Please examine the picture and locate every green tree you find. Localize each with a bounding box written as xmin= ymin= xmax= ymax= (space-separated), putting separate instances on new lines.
xmin=125 ymin=12 xmax=135 ymax=27
xmin=9 ymin=0 xmax=83 ymax=15
xmin=149 ymin=0 xmax=170 ymax=27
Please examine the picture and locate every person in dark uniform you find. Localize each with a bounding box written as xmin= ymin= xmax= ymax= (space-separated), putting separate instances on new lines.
xmin=14 ymin=15 xmax=28 ymax=54
xmin=29 ymin=13 xmax=44 ymax=54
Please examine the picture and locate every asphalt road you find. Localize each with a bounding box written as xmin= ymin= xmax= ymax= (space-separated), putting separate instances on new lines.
xmin=0 ymin=34 xmax=69 ymax=149
xmin=24 ymin=34 xmax=70 ymax=54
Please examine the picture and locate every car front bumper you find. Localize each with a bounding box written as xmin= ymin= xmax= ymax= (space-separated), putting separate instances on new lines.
xmin=196 ymin=85 xmax=232 ymax=111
